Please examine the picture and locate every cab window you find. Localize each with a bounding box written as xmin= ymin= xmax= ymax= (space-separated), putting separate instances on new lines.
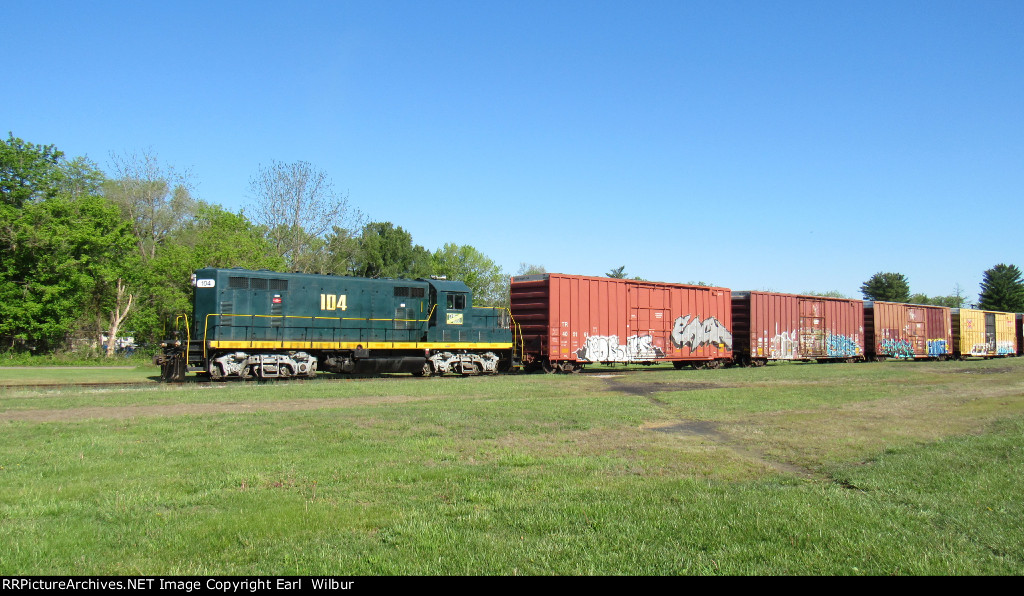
xmin=446 ymin=294 xmax=466 ymax=310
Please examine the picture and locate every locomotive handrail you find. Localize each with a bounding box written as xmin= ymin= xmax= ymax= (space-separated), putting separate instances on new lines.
xmin=173 ymin=314 xmax=191 ymax=347
xmin=506 ymin=308 xmax=524 ymax=363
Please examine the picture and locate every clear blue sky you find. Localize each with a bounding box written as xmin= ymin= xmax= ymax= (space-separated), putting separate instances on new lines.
xmin=5 ymin=0 xmax=1022 ymax=300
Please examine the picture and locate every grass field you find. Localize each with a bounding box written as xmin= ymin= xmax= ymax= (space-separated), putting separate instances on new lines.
xmin=1 ymin=358 xmax=1022 ymax=575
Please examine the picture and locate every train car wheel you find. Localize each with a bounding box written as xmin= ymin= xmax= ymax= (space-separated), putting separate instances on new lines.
xmin=541 ymin=360 xmax=556 ymax=374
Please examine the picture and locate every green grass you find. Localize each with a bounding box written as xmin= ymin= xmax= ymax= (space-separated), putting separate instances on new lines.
xmin=1 ymin=358 xmax=1023 ymax=574
xmin=0 ymin=349 xmax=157 ymax=367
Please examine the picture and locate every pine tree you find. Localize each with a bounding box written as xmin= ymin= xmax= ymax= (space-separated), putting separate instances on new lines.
xmin=978 ymin=264 xmax=1024 ymax=312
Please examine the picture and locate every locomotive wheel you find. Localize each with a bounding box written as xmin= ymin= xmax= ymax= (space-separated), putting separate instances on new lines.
xmin=412 ymin=362 xmax=433 ymax=377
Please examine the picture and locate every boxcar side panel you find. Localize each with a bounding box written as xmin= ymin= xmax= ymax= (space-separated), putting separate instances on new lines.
xmin=512 ymin=274 xmax=732 ymax=365
xmin=866 ymin=302 xmax=951 ymax=359
xmin=733 ymin=291 xmax=863 ymax=362
xmin=952 ymin=308 xmax=1016 ymax=357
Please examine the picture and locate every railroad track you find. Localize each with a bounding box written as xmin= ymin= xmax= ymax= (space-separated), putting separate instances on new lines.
xmin=0 ymin=365 xmax=675 ymax=391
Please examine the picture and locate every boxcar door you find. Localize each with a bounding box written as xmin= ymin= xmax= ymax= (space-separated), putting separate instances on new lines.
xmin=907 ymin=307 xmax=927 ymax=356
xmin=630 ymin=286 xmax=671 ymax=360
xmin=799 ymin=299 xmax=826 ymax=358
xmin=985 ymin=313 xmax=997 ymax=355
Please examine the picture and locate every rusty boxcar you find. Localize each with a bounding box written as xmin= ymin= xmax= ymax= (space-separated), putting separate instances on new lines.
xmin=730 ymin=291 xmax=864 ymax=366
xmin=863 ymin=301 xmax=952 ymax=360
xmin=1017 ymin=313 xmax=1023 ymax=356
xmin=510 ymin=274 xmax=732 ymax=372
xmin=950 ymin=308 xmax=1017 ymax=358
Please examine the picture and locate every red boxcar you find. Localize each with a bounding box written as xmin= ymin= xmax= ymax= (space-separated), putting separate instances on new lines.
xmin=864 ymin=301 xmax=952 ymax=360
xmin=510 ymin=274 xmax=732 ymax=372
xmin=731 ymin=291 xmax=864 ymax=366
xmin=1017 ymin=314 xmax=1023 ymax=356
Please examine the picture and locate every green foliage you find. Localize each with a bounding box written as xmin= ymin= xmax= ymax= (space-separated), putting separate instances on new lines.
xmin=248 ymin=160 xmax=363 ymax=272
xmin=515 ymin=263 xmax=546 ymax=276
xmin=908 ymin=293 xmax=967 ymax=308
xmin=978 ymin=263 xmax=1024 ymax=312
xmin=105 ymin=150 xmax=197 ymax=262
xmin=606 ymin=265 xmax=627 ymax=278
xmin=355 ymin=221 xmax=432 ymax=279
xmin=804 ymin=290 xmax=850 ymax=299
xmin=128 ymin=204 xmax=286 ymax=342
xmin=860 ymin=272 xmax=911 ymax=302
xmin=432 ymin=243 xmax=507 ymax=306
xmin=0 ymin=133 xmax=65 ymax=208
xmin=310 ymin=226 xmax=360 ymax=276
xmin=0 ymin=195 xmax=136 ymax=351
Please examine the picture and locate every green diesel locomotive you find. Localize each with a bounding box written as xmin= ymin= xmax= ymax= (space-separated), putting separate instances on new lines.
xmin=156 ymin=268 xmax=514 ymax=381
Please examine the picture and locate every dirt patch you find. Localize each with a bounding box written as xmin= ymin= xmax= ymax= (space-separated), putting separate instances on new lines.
xmin=0 ymin=394 xmax=433 ymax=423
xmin=948 ymin=366 xmax=1015 ymax=375
xmin=646 ymin=419 xmax=814 ymax=478
xmin=608 ymin=381 xmax=729 ymax=396
xmin=649 ymin=420 xmax=729 ymax=441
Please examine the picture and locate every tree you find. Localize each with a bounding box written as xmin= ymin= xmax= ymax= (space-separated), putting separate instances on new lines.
xmin=978 ymin=264 xmax=1024 ymax=312
xmin=906 ymin=284 xmax=968 ymax=307
xmin=0 ymin=133 xmax=64 ymax=208
xmin=354 ymin=222 xmax=432 ymax=279
xmin=432 ymin=244 xmax=506 ymax=305
xmin=105 ymin=149 xmax=196 ymax=262
xmin=0 ymin=194 xmax=136 ymax=352
xmin=248 ymin=160 xmax=363 ymax=272
xmin=860 ymin=272 xmax=911 ymax=302
xmin=315 ymin=226 xmax=361 ymax=276
xmin=130 ymin=204 xmax=287 ymax=343
xmin=805 ymin=290 xmax=850 ymax=299
xmin=2 ymin=135 xmax=140 ymax=353
xmin=59 ymin=156 xmax=106 ymax=200
xmin=607 ymin=266 xmax=627 ymax=279
xmin=515 ymin=263 xmax=546 ymax=276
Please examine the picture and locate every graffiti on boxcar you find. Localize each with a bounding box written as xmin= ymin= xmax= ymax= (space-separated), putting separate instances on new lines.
xmin=825 ymin=334 xmax=860 ymax=357
xmin=575 ymin=334 xmax=666 ymax=362
xmin=670 ymin=315 xmax=733 ymax=351
xmin=997 ymin=341 xmax=1015 ymax=355
xmin=970 ymin=343 xmax=992 ymax=356
xmin=880 ymin=338 xmax=914 ymax=358
xmin=768 ymin=330 xmax=798 ymax=359
xmin=927 ymin=339 xmax=949 ymax=357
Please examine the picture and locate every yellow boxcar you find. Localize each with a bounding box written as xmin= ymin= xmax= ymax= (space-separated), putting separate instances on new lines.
xmin=951 ymin=308 xmax=1017 ymax=358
